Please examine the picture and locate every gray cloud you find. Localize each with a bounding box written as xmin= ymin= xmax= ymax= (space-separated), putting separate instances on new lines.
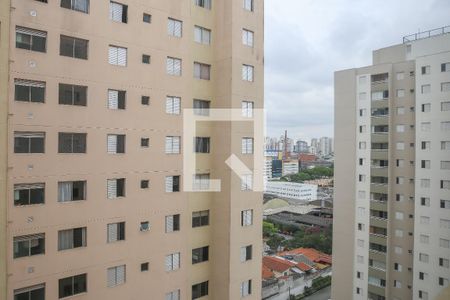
xmin=265 ymin=0 xmax=450 ymax=141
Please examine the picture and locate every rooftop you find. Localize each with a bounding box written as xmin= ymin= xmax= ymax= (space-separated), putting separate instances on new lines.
xmin=403 ymin=25 xmax=450 ymax=43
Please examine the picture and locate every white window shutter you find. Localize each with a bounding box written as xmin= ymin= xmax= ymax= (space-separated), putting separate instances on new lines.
xmin=165 ymin=255 xmax=173 ymax=271
xmin=248 ymin=31 xmax=253 ymax=46
xmin=242 ymin=138 xmax=247 ymax=153
xmin=165 ymin=176 xmax=173 ymax=192
xmin=242 ymin=101 xmax=247 ymax=117
xmin=168 ymin=19 xmax=175 ymax=35
xmin=248 ymin=66 xmax=253 ymax=81
xmin=194 ymin=63 xmax=201 ymax=78
xmin=108 ymin=90 xmax=118 ymax=109
xmin=174 ymin=21 xmax=182 ymax=37
xmin=194 ymin=27 xmax=202 ymax=43
xmin=247 ymin=138 xmax=253 ymax=153
xmin=107 ymin=135 xmax=117 ymax=153
xmin=173 ymin=137 xmax=180 ymax=153
xmin=166 ymin=97 xmax=173 ymax=114
xmin=173 ymin=253 xmax=180 ymax=270
xmin=117 ymin=47 xmax=127 ymax=66
xmin=173 ymin=98 xmax=180 ymax=114
xmin=166 ymin=58 xmax=173 ymax=74
xmin=248 ymin=102 xmax=254 ymax=117
xmin=110 ymin=2 xmax=123 ymax=22
xmin=107 ymin=179 xmax=117 ymax=199
xmin=165 ymin=137 xmax=173 ymax=154
xmin=242 ymin=30 xmax=247 ymax=45
xmin=107 ymin=267 xmax=116 ymax=287
xmin=116 ymin=265 xmax=125 ymax=284
xmin=166 ymin=215 xmax=173 ymax=232
xmin=107 ymin=223 xmax=118 ymax=242
xmin=240 ymin=247 xmax=246 ymax=262
xmin=108 ymin=47 xmax=118 ymax=64
xmin=242 ymin=66 xmax=247 ymax=80
xmin=174 ymin=59 xmax=181 ymax=75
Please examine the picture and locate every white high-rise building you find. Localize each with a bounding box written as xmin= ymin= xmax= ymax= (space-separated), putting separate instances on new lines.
xmin=332 ymin=28 xmax=450 ymax=300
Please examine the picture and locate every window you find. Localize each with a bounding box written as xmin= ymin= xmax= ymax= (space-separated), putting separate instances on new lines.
xmin=195 ymin=0 xmax=211 ymax=9
xmin=242 ymin=64 xmax=254 ymax=81
xmin=14 ymin=132 xmax=45 ymax=153
xmin=358 ymin=92 xmax=366 ymax=101
xmin=421 ymin=84 xmax=431 ymax=94
xmin=440 ymin=238 xmax=450 ymax=248
xmin=240 ymin=245 xmax=252 ymax=262
xmin=140 ymin=221 xmax=149 ymax=232
xmin=166 ymin=290 xmax=180 ymax=300
xmin=58 ymin=181 xmax=86 ymax=202
xmin=14 ymin=284 xmax=45 ymax=300
xmin=241 ymin=209 xmax=253 ymax=226
xmin=359 ymin=142 xmax=366 ymax=149
xmin=440 ymin=258 xmax=450 ymax=268
xmin=420 ymin=179 xmax=430 ymax=188
xmin=140 ymin=54 xmax=151 ymax=65
xmin=58 ymin=133 xmax=86 ymax=153
xmin=394 ymin=263 xmax=402 ymax=271
xmin=395 ymin=211 xmax=404 ymax=220
xmin=442 ymin=101 xmax=450 ymax=111
xmin=194 ymin=99 xmax=210 ymax=116
xmin=107 ymin=222 xmax=125 ymax=242
xmin=441 ymin=200 xmax=450 ymax=209
xmin=165 ymin=176 xmax=180 ymax=192
xmin=108 ymin=89 xmax=126 ymax=109
xmin=241 ymin=174 xmax=252 ymax=191
xmin=422 ymin=103 xmax=431 ymax=112
xmin=396 ymin=142 xmax=405 ymax=150
xmin=242 ymin=29 xmax=254 ymax=47
xmin=242 ymin=137 xmax=253 ymax=154
xmin=357 ymin=223 xmax=365 ymax=231
xmin=443 ymin=141 xmax=450 ymax=150
xmin=165 ymin=252 xmax=180 ymax=271
xmin=107 ymin=178 xmax=125 ymax=198
xmin=420 ymin=197 xmax=430 ymax=207
xmin=192 ymin=210 xmax=209 ymax=227
xmin=13 ymin=233 xmax=45 ymax=258
xmin=14 ymin=79 xmax=45 ymax=103
xmin=442 ymin=180 xmax=450 ymax=190
xmin=396 ymin=72 xmax=404 ymax=80
xmin=442 ymin=62 xmax=450 ymax=72
xmin=421 ymin=141 xmax=430 ymax=149
xmin=439 ymin=277 xmax=449 ymax=287
xmin=58 ymin=273 xmax=87 ymax=299
xmin=396 ymin=89 xmax=405 ymax=97
xmin=165 ymin=136 xmax=181 ymax=154
xmin=419 ymin=290 xmax=428 ymax=300
xmin=442 ymin=82 xmax=450 ymax=92
xmin=107 ymin=134 xmax=126 ymax=154
xmin=243 ymin=0 xmax=253 ymax=11
xmin=421 ymin=160 xmax=430 ymax=169
xmin=357 ymin=255 xmax=363 ymax=264
xmin=58 ymin=227 xmax=86 ymax=250
xmin=165 ymin=214 xmax=180 ymax=233
xmin=192 ymin=246 xmax=209 ymax=264
xmin=442 ymin=121 xmax=450 ymax=131
xmin=59 ymin=83 xmax=87 ymax=106
xmin=419 ymin=253 xmax=429 ymax=263
xmin=195 ymin=137 xmax=210 ymax=153
xmin=137 ymin=180 xmax=148 ymax=191
xmin=371 ymin=90 xmax=388 ymax=100
xmin=168 ymin=18 xmax=182 ymax=37
xmin=166 ymin=57 xmax=182 ymax=76
xmin=193 ymin=174 xmax=210 ymax=190
xmin=441 ymin=161 xmax=450 ymax=170
xmin=194 ymin=62 xmax=211 ymax=80
xmin=194 ymin=26 xmax=211 ymax=45
xmin=14 ymin=183 xmax=45 ymax=206
xmin=242 ymin=101 xmax=254 ymax=117
xmin=141 ymin=96 xmax=150 ymax=105
xmin=60 ymin=0 xmax=89 ymax=13
xmin=396 ymin=107 xmax=405 ymax=115
xmin=396 ymin=125 xmax=405 ymax=132
xmin=421 ymin=122 xmax=431 ymax=131
xmin=108 ymin=45 xmax=127 ymax=66
xmin=107 ymin=265 xmax=126 ymax=287
xmin=420 ymin=216 xmax=430 ymax=224
xmin=192 ymin=281 xmax=208 ymax=299
xmin=109 ymin=1 xmax=127 ymax=23
xmin=143 ymin=13 xmax=152 ymax=23
xmin=60 ymin=35 xmax=88 ymax=59
xmin=240 ymin=280 xmax=252 ymax=297
xmin=141 ymin=262 xmax=149 ymax=272
xmin=440 ymin=219 xmax=450 ymax=229
xmin=421 ymin=65 xmax=430 ymax=75
xmin=16 ymin=26 xmax=46 ymax=52
xmin=420 ymin=234 xmax=429 ymax=244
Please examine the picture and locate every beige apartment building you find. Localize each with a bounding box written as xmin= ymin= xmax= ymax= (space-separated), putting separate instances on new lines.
xmin=333 ymin=28 xmax=450 ymax=300
xmin=0 ymin=0 xmax=264 ymax=299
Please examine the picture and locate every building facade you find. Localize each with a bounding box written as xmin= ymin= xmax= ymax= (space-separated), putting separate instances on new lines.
xmin=282 ymin=160 xmax=299 ymax=176
xmin=1 ymin=0 xmax=264 ymax=299
xmin=333 ymin=29 xmax=450 ymax=300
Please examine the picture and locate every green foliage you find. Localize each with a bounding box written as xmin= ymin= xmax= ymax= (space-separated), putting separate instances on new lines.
xmin=294 ymin=276 xmax=332 ymax=299
xmin=285 ymin=226 xmax=333 ymax=254
xmin=281 ymin=166 xmax=334 ymax=183
xmin=266 ymin=235 xmax=285 ymax=251
xmin=263 ymin=221 xmax=277 ymax=237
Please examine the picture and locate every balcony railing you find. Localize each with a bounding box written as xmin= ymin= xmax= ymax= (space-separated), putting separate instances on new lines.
xmin=403 ymin=25 xmax=450 ymax=43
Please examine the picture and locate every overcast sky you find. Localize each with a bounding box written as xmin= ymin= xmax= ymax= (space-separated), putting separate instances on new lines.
xmin=265 ymin=0 xmax=450 ymax=142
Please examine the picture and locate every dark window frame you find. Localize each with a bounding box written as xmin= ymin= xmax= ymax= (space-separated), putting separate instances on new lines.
xmin=15 ymin=27 xmax=47 ymax=53
xmin=58 ymin=132 xmax=87 ymax=153
xmin=60 ymin=35 xmax=89 ymax=59
xmin=14 ymin=132 xmax=45 ymax=153
xmin=58 ymin=273 xmax=87 ymax=299
xmin=59 ymin=83 xmax=87 ymax=106
xmin=195 ymin=137 xmax=210 ymax=153
xmin=60 ymin=0 xmax=90 ymax=14
xmin=14 ymin=184 xmax=45 ymax=206
xmin=13 ymin=234 xmax=45 ymax=258
xmin=192 ymin=281 xmax=209 ymax=299
xmin=192 ymin=246 xmax=209 ymax=264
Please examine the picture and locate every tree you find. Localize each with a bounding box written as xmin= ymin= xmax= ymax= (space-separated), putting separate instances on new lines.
xmin=267 ymin=235 xmax=285 ymax=251
xmin=263 ymin=221 xmax=277 ymax=237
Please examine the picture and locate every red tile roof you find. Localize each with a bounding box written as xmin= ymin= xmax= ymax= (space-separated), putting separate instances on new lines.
xmin=263 ymin=256 xmax=295 ymax=273
xmin=296 ymin=262 xmax=313 ymax=272
xmin=278 ymin=248 xmax=332 ymax=265
xmin=262 ymin=264 xmax=275 ymax=280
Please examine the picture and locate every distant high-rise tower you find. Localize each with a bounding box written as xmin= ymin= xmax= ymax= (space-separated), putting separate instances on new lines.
xmin=333 ymin=28 xmax=450 ymax=300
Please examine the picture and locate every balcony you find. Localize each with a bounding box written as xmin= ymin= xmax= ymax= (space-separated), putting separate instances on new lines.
xmin=370 ymin=216 xmax=387 ymax=228
xmin=370 ymin=200 xmax=387 ymax=212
